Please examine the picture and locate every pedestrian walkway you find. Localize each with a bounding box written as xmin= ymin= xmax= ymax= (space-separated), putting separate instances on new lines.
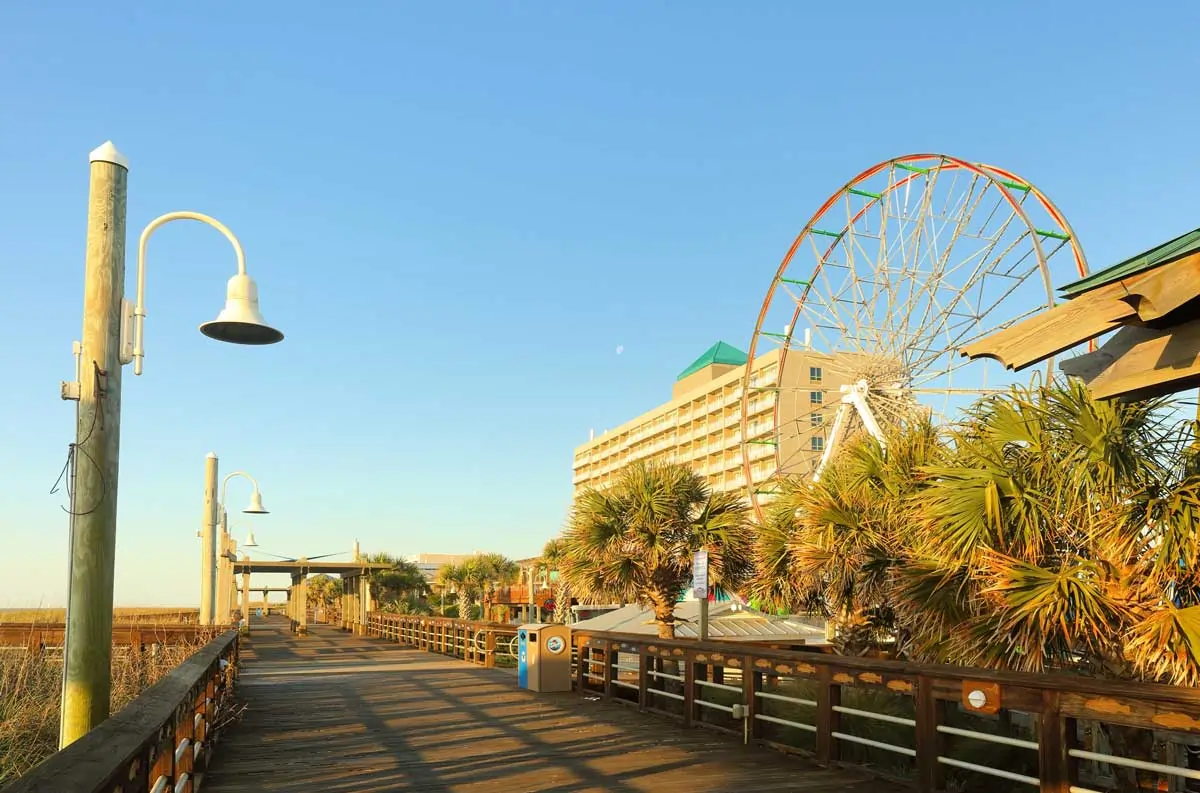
xmin=202 ymin=618 xmax=894 ymax=792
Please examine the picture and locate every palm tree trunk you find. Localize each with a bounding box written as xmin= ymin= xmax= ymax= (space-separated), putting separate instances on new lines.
xmin=458 ymin=591 xmax=472 ymax=621
xmin=557 ymin=583 xmax=570 ymax=624
xmin=652 ymin=598 xmax=676 ymax=639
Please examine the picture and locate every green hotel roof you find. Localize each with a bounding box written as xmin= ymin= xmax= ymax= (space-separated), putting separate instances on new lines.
xmin=1060 ymin=226 xmax=1200 ymax=298
xmin=676 ymin=341 xmax=748 ymax=381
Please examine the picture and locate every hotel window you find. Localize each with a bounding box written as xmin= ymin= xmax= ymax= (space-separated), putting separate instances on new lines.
xmin=810 ymin=391 xmax=823 ymax=405
xmin=810 ymin=412 xmax=824 ymax=427
xmin=810 ymin=366 xmax=823 ymax=384
xmin=811 ymin=436 xmax=825 ymax=452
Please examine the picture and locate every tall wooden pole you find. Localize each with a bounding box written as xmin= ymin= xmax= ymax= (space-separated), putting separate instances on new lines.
xmin=59 ymin=142 xmax=129 ymax=748
xmin=200 ymin=453 xmax=218 ymax=625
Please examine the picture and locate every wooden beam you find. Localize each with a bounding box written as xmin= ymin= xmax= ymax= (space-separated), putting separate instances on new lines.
xmin=1060 ymin=317 xmax=1200 ymax=400
xmin=1116 ymin=249 xmax=1200 ymax=322
xmin=960 ymin=283 xmax=1133 ymax=371
xmin=962 ymin=251 xmax=1200 ymax=371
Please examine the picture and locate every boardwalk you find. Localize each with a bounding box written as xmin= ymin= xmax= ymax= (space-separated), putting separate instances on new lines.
xmin=204 ymin=618 xmax=893 ymax=792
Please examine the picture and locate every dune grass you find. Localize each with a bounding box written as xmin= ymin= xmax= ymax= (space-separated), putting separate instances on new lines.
xmin=0 ymin=607 xmax=199 ymax=625
xmin=0 ymin=637 xmax=206 ymax=783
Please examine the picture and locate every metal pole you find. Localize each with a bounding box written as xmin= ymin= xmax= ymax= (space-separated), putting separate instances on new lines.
xmin=699 ymin=595 xmax=710 ymax=641
xmin=216 ymin=509 xmax=229 ymax=622
xmin=60 ymin=142 xmax=129 ymax=748
xmin=200 ymin=453 xmax=218 ymax=625
xmin=241 ymin=566 xmax=251 ymax=634
xmin=226 ymin=538 xmax=237 ymax=624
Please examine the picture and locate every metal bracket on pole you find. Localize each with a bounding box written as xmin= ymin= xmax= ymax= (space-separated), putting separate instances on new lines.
xmin=60 ymin=342 xmax=83 ymax=401
xmin=118 ymin=300 xmax=135 ymax=366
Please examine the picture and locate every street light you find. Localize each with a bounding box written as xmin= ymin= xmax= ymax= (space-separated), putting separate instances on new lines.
xmin=133 ymin=210 xmax=283 ymax=375
xmin=210 ymin=471 xmax=269 ymax=625
xmin=58 ymin=141 xmax=284 ymax=749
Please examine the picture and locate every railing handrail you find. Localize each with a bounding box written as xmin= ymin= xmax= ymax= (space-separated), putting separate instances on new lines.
xmin=576 ymin=628 xmax=1200 ymax=708
xmin=6 ymin=629 xmax=239 ymax=793
xmin=369 ymin=613 xmax=520 ymax=630
xmin=361 ymin=613 xmax=1200 ymax=709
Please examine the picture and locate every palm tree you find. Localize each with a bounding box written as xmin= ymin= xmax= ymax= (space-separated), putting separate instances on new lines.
xmin=540 ymin=538 xmax=569 ymax=623
xmin=365 ymin=553 xmax=430 ymax=613
xmin=306 ymin=574 xmax=340 ymax=619
xmin=560 ymin=460 xmax=754 ymax=638
xmin=895 ymin=381 xmax=1199 ymax=683
xmin=752 ymin=379 xmax=1200 ymax=688
xmin=758 ymin=417 xmax=940 ymax=653
xmin=435 ymin=562 xmax=473 ymax=619
xmin=475 ymin=552 xmax=520 ymax=621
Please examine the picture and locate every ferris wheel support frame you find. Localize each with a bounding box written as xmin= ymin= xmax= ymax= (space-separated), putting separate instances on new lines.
xmin=811 ymin=380 xmax=887 ymax=482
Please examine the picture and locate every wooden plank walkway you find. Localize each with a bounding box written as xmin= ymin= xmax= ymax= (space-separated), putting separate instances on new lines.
xmin=203 ymin=618 xmax=894 ymax=792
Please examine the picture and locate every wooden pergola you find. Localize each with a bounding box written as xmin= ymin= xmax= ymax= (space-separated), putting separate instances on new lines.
xmin=962 ymin=227 xmax=1200 ymax=400
xmin=232 ymin=559 xmax=393 ymax=636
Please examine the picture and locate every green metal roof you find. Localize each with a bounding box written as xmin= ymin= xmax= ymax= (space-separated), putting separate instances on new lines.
xmin=1060 ymin=227 xmax=1200 ymax=298
xmin=676 ymin=341 xmax=748 ymax=381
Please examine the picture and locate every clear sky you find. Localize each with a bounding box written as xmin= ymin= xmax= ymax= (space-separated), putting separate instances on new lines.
xmin=2 ymin=1 xmax=1199 ymax=606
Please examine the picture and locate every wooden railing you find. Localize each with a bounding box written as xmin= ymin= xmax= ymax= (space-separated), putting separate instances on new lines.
xmin=0 ymin=623 xmax=227 ymax=651
xmin=573 ymin=630 xmax=1200 ymax=793
xmin=364 ymin=613 xmax=1200 ymax=792
xmin=365 ymin=614 xmax=521 ymax=668
xmin=6 ymin=630 xmax=240 ymax=793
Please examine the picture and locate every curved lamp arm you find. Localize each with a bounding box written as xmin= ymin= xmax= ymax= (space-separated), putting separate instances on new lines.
xmin=220 ymin=470 xmax=262 ymax=509
xmin=133 ymin=211 xmax=248 ymax=376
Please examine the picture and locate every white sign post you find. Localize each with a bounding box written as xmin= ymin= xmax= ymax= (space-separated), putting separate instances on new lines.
xmin=692 ymin=549 xmax=709 ymax=599
xmin=693 ymin=549 xmax=710 ymax=641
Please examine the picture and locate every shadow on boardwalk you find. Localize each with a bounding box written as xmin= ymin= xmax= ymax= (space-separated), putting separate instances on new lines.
xmin=203 ymin=618 xmax=893 ymax=792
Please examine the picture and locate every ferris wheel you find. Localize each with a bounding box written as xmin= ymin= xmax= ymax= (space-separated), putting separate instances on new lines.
xmin=740 ymin=154 xmax=1089 ymax=519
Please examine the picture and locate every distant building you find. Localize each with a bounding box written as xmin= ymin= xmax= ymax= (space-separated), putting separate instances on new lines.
xmin=571 ymin=341 xmax=847 ymax=500
xmin=404 ymin=552 xmax=481 ymax=582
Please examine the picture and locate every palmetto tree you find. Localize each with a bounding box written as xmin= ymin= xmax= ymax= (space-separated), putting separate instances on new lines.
xmin=753 ymin=417 xmax=941 ymax=653
xmin=436 ymin=563 xmax=473 ymax=619
xmin=764 ymin=380 xmax=1200 ymax=688
xmin=560 ymin=460 xmax=755 ymax=638
xmin=895 ymin=381 xmax=1200 ymax=685
xmin=475 ymin=552 xmax=520 ymax=622
xmin=364 ymin=553 xmax=430 ymax=613
xmin=306 ymin=574 xmax=340 ymax=613
xmin=540 ymin=538 xmax=568 ymax=622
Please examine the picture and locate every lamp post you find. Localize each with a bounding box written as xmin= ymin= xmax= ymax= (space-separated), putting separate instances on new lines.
xmin=58 ymin=142 xmax=283 ymax=748
xmin=208 ymin=471 xmax=268 ymax=625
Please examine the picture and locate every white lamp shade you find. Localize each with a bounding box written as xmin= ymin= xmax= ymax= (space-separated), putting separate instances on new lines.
xmin=200 ymin=273 xmax=284 ymax=345
xmin=244 ymin=530 xmax=259 ymax=547
xmin=243 ymin=491 xmax=268 ymax=514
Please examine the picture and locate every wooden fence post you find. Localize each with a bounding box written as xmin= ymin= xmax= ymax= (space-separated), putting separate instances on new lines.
xmin=816 ymin=665 xmax=840 ymax=765
xmin=1039 ymin=690 xmax=1076 ymax=793
xmin=744 ymin=656 xmax=761 ymax=743
xmin=915 ymin=675 xmax=944 ymax=792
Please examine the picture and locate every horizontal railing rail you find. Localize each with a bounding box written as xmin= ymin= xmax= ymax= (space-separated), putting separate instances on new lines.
xmin=6 ymin=630 xmax=240 ymax=793
xmin=0 ymin=623 xmax=230 ymax=651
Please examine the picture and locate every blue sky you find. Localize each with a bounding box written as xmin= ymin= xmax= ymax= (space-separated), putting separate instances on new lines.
xmin=3 ymin=1 xmax=1199 ymax=606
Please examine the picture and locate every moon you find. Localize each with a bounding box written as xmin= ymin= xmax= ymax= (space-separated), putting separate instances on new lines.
xmin=615 ymin=345 xmax=624 ymax=355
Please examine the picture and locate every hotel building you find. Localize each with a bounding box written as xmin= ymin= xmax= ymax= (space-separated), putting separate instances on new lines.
xmin=571 ymin=341 xmax=846 ymax=498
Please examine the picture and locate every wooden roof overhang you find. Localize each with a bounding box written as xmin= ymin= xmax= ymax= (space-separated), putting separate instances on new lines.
xmin=961 ymin=230 xmax=1200 ymax=400
xmin=232 ymin=560 xmax=394 ymax=576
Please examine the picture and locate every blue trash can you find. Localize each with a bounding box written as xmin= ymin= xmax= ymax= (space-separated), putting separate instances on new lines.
xmin=517 ymin=627 xmax=530 ymax=688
